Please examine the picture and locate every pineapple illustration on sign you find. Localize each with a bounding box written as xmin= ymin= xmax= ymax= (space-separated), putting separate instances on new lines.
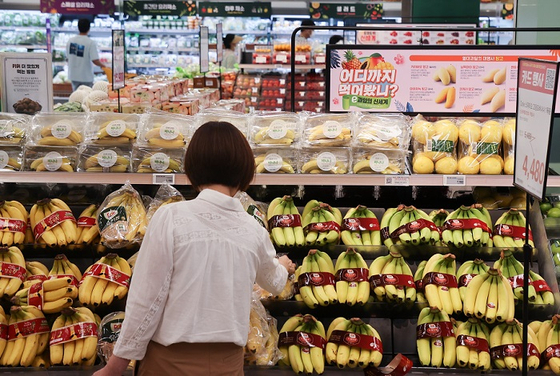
xmin=342 ymin=50 xmax=362 ymax=70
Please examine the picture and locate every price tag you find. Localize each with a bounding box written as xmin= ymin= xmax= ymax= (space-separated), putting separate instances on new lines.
xmin=274 ymin=64 xmax=283 ymax=69
xmin=385 ymin=176 xmax=409 ymax=186
xmin=443 ymin=175 xmax=466 ymax=186
xmin=152 ymin=174 xmax=175 ymax=185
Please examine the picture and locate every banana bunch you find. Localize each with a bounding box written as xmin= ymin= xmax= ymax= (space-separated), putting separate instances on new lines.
xmin=334 ymin=249 xmax=370 ymax=306
xmin=25 ymin=261 xmax=49 ymax=286
xmin=143 ymin=124 xmax=187 ymax=148
xmin=422 ymin=253 xmax=462 ymax=315
xmin=416 ymin=307 xmax=456 ymax=368
xmin=429 ymin=209 xmax=449 ymax=246
xmin=340 ymin=205 xmax=381 ymax=246
xmin=463 ymin=268 xmax=515 ymax=324
xmin=0 ymin=306 xmax=6 ymax=360
xmin=12 ymin=277 xmax=77 ymax=314
xmin=0 ymin=155 xmax=22 ymax=171
xmin=75 ymin=204 xmax=100 ymax=245
xmin=0 ymin=200 xmax=28 ymax=246
xmin=380 ymin=205 xmax=440 ymax=248
xmin=414 ymin=260 xmax=428 ymax=307
xmin=50 ymin=307 xmax=98 ymax=366
xmin=441 ymin=205 xmax=493 ymax=248
xmin=306 ymin=124 xmax=351 ymax=146
xmin=298 ymin=249 xmax=338 ymax=308
xmin=368 ymin=253 xmax=415 ymax=303
xmin=79 ymin=254 xmax=132 ymax=307
xmin=302 ymin=200 xmax=342 ymax=246
xmin=456 ymin=259 xmax=490 ymax=302
xmin=267 ymin=196 xmax=304 ymax=247
xmin=83 ymin=153 xmax=130 ymax=172
xmin=325 ymin=317 xmax=383 ymax=369
xmin=137 ymin=155 xmax=182 ymax=173
xmin=539 ymin=315 xmax=560 ymax=374
xmin=253 ymin=126 xmax=296 ymax=146
xmin=255 ymin=154 xmax=295 ymax=174
xmin=245 ymin=302 xmax=280 ymax=366
xmin=29 ymin=198 xmax=78 ymax=247
xmin=352 ymin=154 xmax=403 ymax=174
xmin=489 ymin=319 xmax=540 ymax=370
xmin=455 ymin=318 xmax=491 ymax=370
xmin=30 ymin=156 xmax=74 ymax=172
xmin=278 ymin=314 xmax=326 ymax=374
xmin=0 ymin=305 xmax=49 ymax=367
xmin=49 ymin=254 xmax=83 ymax=285
xmin=95 ymin=121 xmax=136 ymax=144
xmin=493 ymin=208 xmax=535 ymax=248
xmin=0 ymin=246 xmax=26 ymax=297
xmin=38 ymin=124 xmax=83 ymax=146
xmin=301 ymin=158 xmax=348 ymax=174
xmin=0 ymin=124 xmax=25 ymax=144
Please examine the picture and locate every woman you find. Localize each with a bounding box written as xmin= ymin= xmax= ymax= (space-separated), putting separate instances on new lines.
xmin=222 ymin=34 xmax=243 ymax=69
xmin=93 ymin=122 xmax=295 ymax=376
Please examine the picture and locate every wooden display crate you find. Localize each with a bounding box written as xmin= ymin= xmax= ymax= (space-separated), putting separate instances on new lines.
xmin=53 ymin=83 xmax=73 ymax=97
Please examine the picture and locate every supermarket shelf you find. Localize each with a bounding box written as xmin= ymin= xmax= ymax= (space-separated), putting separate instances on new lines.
xmin=0 ymin=44 xmax=46 ymax=49
xmin=125 ymin=28 xmax=198 ymax=35
xmin=127 ymin=64 xmax=174 ymax=69
xmin=0 ymin=25 xmax=45 ymax=31
xmin=238 ymin=63 xmax=324 ymax=70
xmin=128 ymin=46 xmax=198 ymax=52
xmin=52 ymin=27 xmax=113 ymax=33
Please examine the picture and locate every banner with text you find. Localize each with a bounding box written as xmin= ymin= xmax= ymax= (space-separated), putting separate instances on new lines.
xmin=124 ymin=1 xmax=196 ymax=16
xmin=309 ymin=3 xmax=383 ymax=20
xmin=198 ymin=2 xmax=271 ymax=17
xmin=41 ymin=0 xmax=115 ymax=14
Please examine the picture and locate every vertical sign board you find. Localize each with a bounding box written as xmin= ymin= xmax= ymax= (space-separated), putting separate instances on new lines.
xmin=199 ymin=26 xmax=210 ymax=73
xmin=112 ymin=30 xmax=126 ymax=91
xmin=216 ymin=23 xmax=223 ymax=63
xmin=0 ymin=53 xmax=53 ymax=114
xmin=514 ymin=58 xmax=560 ymax=200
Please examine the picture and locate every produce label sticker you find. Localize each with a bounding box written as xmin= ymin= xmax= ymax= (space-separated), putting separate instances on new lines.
xmin=150 ymin=153 xmax=170 ymax=172
xmin=543 ymin=344 xmax=560 ymax=361
xmin=98 ymin=206 xmax=128 ymax=236
xmin=390 ymin=218 xmax=437 ymax=239
xmin=476 ymin=142 xmax=499 ymax=155
xmin=0 ymin=262 xmax=26 ymax=282
xmin=329 ymin=330 xmax=383 ymax=352
xmin=322 ymin=121 xmax=342 ymax=139
xmin=48 ymin=274 xmax=79 ymax=287
xmin=278 ymin=331 xmax=327 ymax=349
xmin=304 ymin=221 xmax=341 ymax=233
xmin=267 ymin=120 xmax=288 ymax=140
xmin=458 ymin=273 xmax=477 ymax=288
xmin=97 ymin=150 xmax=118 ymax=168
xmin=263 ymin=153 xmax=283 ymax=172
xmin=369 ymin=153 xmax=389 ymax=172
xmin=49 ymin=322 xmax=98 ymax=346
xmin=43 ymin=151 xmax=63 ymax=171
xmin=0 ymin=323 xmax=7 ymax=341
xmin=335 ymin=268 xmax=369 ymax=283
xmin=160 ymin=121 xmax=180 ymax=140
xmin=342 ymin=217 xmax=380 ymax=231
xmin=0 ymin=216 xmax=26 ymax=233
xmin=51 ymin=121 xmax=72 ymax=139
xmin=456 ymin=334 xmax=490 ymax=353
xmin=369 ymin=273 xmax=414 ymax=288
xmin=27 ymin=281 xmax=44 ymax=310
xmin=8 ymin=318 xmax=49 ymax=340
xmin=0 ymin=151 xmax=9 ymax=169
xmin=427 ymin=139 xmax=454 ymax=153
xmin=247 ymin=204 xmax=267 ymax=229
xmin=422 ymin=272 xmax=458 ymax=289
xmin=532 ymin=279 xmax=552 ymax=293
xmin=77 ymin=216 xmax=96 ymax=227
xmin=101 ymin=317 xmax=124 ymax=343
xmin=490 ymin=343 xmax=539 ymax=359
xmin=494 ymin=224 xmax=533 ymax=241
xmin=298 ymin=271 xmax=336 ymax=287
xmin=268 ymin=214 xmax=302 ymax=229
xmin=33 ymin=210 xmax=76 ymax=241
xmin=106 ymin=120 xmax=127 ymax=137
xmin=317 ymin=152 xmax=337 ymax=171
xmin=416 ymin=321 xmax=455 ymax=339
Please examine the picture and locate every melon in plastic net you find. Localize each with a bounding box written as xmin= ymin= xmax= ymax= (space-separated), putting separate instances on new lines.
xmin=92 ymin=81 xmax=110 ymax=93
xmin=68 ymin=90 xmax=88 ymax=104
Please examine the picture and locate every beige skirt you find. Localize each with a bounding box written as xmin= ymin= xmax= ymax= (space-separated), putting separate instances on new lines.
xmin=134 ymin=341 xmax=244 ymax=376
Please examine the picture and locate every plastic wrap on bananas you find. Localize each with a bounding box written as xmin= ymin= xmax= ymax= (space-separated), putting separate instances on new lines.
xmin=303 ymin=112 xmax=354 ymax=147
xmin=380 ymin=205 xmax=440 ymax=248
xmin=0 ymin=200 xmax=28 ymax=246
xmin=0 ymin=114 xmax=28 ymax=144
xmin=298 ymin=249 xmax=338 ymax=309
xmin=133 ymin=146 xmax=184 ymax=173
xmin=97 ymin=183 xmax=147 ymax=248
xmin=32 ymin=113 xmax=86 ymax=146
xmin=98 ymin=311 xmax=126 ymax=363
xmin=493 ymin=208 xmax=535 ymax=249
xmin=455 ymin=318 xmax=492 ymax=370
xmin=79 ymin=146 xmax=131 ymax=173
xmin=341 ymin=205 xmax=381 ymax=246
xmin=368 ymin=252 xmax=415 ymax=304
xmin=355 ymin=113 xmax=410 ymax=149
xmin=0 ymin=246 xmax=26 ymax=297
xmin=0 ymin=147 xmax=23 ymax=171
xmin=335 ymin=249 xmax=370 ymax=306
xmin=253 ymin=274 xmax=295 ymax=300
xmin=267 ymin=195 xmax=304 ymax=247
xmin=278 ymin=314 xmax=326 ymax=374
xmin=245 ymin=294 xmax=282 ymax=366
xmin=139 ymin=113 xmax=191 ymax=148
xmin=352 ymin=149 xmax=407 ymax=174
xmin=255 ymin=150 xmax=296 ymax=174
xmin=25 ymin=260 xmax=49 ymax=287
xmin=88 ymin=113 xmax=139 ymax=145
xmin=146 ymin=183 xmax=185 ymax=223
xmin=301 ymin=201 xmax=342 ymax=246
xmin=416 ymin=307 xmax=456 ymax=368
xmin=29 ymin=198 xmax=78 ymax=247
xmin=441 ymin=205 xmax=493 ymax=248
xmin=235 ymin=191 xmax=268 ymax=230
xmin=300 ymin=148 xmax=350 ymax=174
xmin=26 ymin=147 xmax=77 ymax=172
xmin=252 ymin=113 xmax=300 ymax=146
xmin=489 ymin=319 xmax=540 ymax=371
xmin=79 ymin=253 xmax=132 ymax=307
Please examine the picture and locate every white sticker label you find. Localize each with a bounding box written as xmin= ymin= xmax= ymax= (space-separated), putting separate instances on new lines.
xmin=267 ymin=120 xmax=288 ymax=140
xmin=160 ymin=121 xmax=180 ymax=140
xmin=0 ymin=120 xmax=13 ymax=137
xmin=106 ymin=120 xmax=127 ymax=137
xmin=443 ymin=175 xmax=466 ymax=186
xmin=322 ymin=120 xmax=342 ymax=139
xmin=375 ymin=126 xmax=402 ymax=142
xmin=97 ymin=150 xmax=118 ymax=168
xmin=0 ymin=150 xmax=9 ymax=169
xmin=384 ymin=176 xmax=410 ymax=186
xmin=43 ymin=151 xmax=63 ymax=171
xmin=150 ymin=152 xmax=170 ymax=172
xmin=369 ymin=153 xmax=389 ymax=172
xmin=317 ymin=152 xmax=337 ymax=171
xmin=51 ymin=121 xmax=72 ymax=139
xmin=263 ymin=153 xmax=283 ymax=172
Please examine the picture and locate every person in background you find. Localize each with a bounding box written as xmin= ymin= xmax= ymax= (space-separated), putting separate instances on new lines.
xmin=222 ymin=34 xmax=243 ymax=69
xmin=66 ymin=18 xmax=105 ymax=91
xmin=296 ymin=19 xmax=316 ymax=45
xmin=92 ymin=121 xmax=296 ymax=376
xmin=329 ymin=35 xmax=344 ymax=45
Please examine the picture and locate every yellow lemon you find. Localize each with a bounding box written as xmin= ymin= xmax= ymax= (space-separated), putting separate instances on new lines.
xmin=481 ymin=122 xmax=503 ymax=143
xmin=434 ymin=119 xmax=459 ymax=143
xmin=480 ymin=157 xmax=503 ymax=175
xmin=479 ymin=196 xmax=499 ymax=210
xmin=413 ymin=155 xmax=434 ymax=174
xmin=457 ymin=156 xmax=480 ymax=174
xmin=411 ymin=120 xmax=434 ymax=144
xmin=458 ymin=119 xmax=481 ymax=144
xmin=435 ymin=156 xmax=458 ymax=174
xmin=504 ymin=156 xmax=514 ymax=175
xmin=503 ymin=119 xmax=516 ymax=145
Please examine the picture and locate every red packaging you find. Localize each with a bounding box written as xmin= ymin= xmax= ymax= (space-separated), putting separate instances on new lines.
xmin=33 ymin=210 xmax=76 ymax=241
xmin=8 ymin=318 xmax=49 ymax=340
xmin=49 ymin=321 xmax=98 ymax=346
xmin=494 ymin=224 xmax=533 ymax=241
xmin=298 ymin=272 xmax=336 ymax=288
xmin=422 ymin=272 xmax=458 ymax=289
xmin=80 ymin=262 xmax=131 ymax=288
xmin=416 ymin=321 xmax=455 ymax=339
xmin=278 ymin=331 xmax=326 ymax=349
xmin=490 ymin=343 xmax=539 ymax=359
xmin=370 ymin=274 xmax=415 ymax=288
xmin=342 ymin=217 xmax=380 ymax=232
xmin=329 ymin=330 xmax=382 ymax=352
xmin=0 ymin=261 xmax=26 ymax=283
xmin=364 ymin=353 xmax=413 ymax=376
xmin=456 ymin=334 xmax=490 ymax=353
xmin=390 ymin=218 xmax=438 ymax=240
xmin=444 ymin=218 xmax=491 ymax=234
xmin=335 ymin=268 xmax=369 ymax=283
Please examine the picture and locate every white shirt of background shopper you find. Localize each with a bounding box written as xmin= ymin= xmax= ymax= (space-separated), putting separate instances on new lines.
xmin=66 ymin=19 xmax=105 ymax=88
xmin=222 ymin=34 xmax=243 ymax=69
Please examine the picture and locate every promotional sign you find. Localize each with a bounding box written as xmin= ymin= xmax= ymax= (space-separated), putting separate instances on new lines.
xmin=356 ymin=24 xmax=476 ymax=46
xmin=124 ymin=0 xmax=196 ymax=16
xmin=41 ymin=0 xmax=115 ymax=14
xmin=199 ymin=26 xmax=209 ymax=73
xmin=198 ymin=2 xmax=271 ymax=17
xmin=0 ymin=53 xmax=53 ymax=114
xmin=112 ymin=30 xmax=125 ymax=91
xmin=308 ymin=3 xmax=383 ymax=20
xmin=326 ymin=46 xmax=560 ymax=114
xmin=514 ymin=58 xmax=559 ymax=200
xmin=216 ymin=23 xmax=223 ymax=63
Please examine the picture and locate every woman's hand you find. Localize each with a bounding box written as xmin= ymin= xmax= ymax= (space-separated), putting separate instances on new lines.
xmin=92 ymin=355 xmax=131 ymax=376
xmin=278 ymin=255 xmax=296 ymax=274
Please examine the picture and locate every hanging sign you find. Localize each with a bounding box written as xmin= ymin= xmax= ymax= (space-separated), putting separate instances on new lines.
xmin=124 ymin=1 xmax=196 ymax=16
xmin=40 ymin=0 xmax=115 ymax=14
xmin=309 ymin=3 xmax=383 ymax=20
xmin=112 ymin=30 xmax=125 ymax=91
xmin=200 ymin=26 xmax=209 ymax=73
xmin=216 ymin=23 xmax=224 ymax=63
xmin=198 ymin=2 xmax=271 ymax=18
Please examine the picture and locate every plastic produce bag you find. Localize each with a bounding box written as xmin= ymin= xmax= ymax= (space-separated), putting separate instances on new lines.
xmin=353 ymin=147 xmax=408 ymax=174
xmin=235 ymin=191 xmax=268 ymax=230
xmin=250 ymin=111 xmax=300 ymax=147
xmin=132 ymin=146 xmax=185 ymax=173
xmin=244 ymin=293 xmax=282 ymax=366
xmin=137 ymin=112 xmax=192 ymax=149
xmin=0 ymin=145 xmax=24 ymax=171
xmin=146 ymin=183 xmax=185 ymax=222
xmin=24 ymin=145 xmax=78 ymax=172
xmin=302 ymin=112 xmax=354 ymax=147
xmin=457 ymin=118 xmax=503 ymax=175
xmin=77 ymin=145 xmax=131 ymax=173
xmin=98 ymin=311 xmax=127 ymax=364
xmin=85 ymin=112 xmax=139 ymax=146
xmin=254 ymin=147 xmax=298 ymax=174
xmin=253 ymin=273 xmax=295 ymax=301
xmin=411 ymin=116 xmax=459 ymax=174
xmin=0 ymin=113 xmax=30 ymax=145
xmin=355 ymin=113 xmax=411 ymax=150
xmin=300 ymin=147 xmax=350 ymax=174
xmin=502 ymin=117 xmax=515 ymax=175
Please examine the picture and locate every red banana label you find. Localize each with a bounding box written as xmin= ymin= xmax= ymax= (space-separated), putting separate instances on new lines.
xmin=543 ymin=344 xmax=560 ymax=361
xmin=0 ymin=217 xmax=26 ymax=233
xmin=77 ymin=216 xmax=96 ymax=227
xmin=369 ymin=273 xmax=415 ymax=288
xmin=80 ymin=263 xmax=131 ymax=288
xmin=26 ymin=274 xmax=48 ymax=282
xmin=380 ymin=226 xmax=390 ymax=241
xmin=8 ymin=318 xmax=49 ymax=340
xmin=278 ymin=331 xmax=326 ymax=349
xmin=507 ymin=275 xmax=551 ymax=292
xmin=27 ymin=281 xmax=44 ymax=310
xmin=49 ymin=274 xmax=80 ymax=287
xmin=342 ymin=217 xmax=380 ymax=231
xmin=335 ymin=268 xmax=369 ymax=283
xmin=298 ymin=272 xmax=335 ymax=287
xmin=304 ymin=221 xmax=341 ymax=233
xmin=364 ymin=353 xmax=413 ymax=376
xmin=49 ymin=322 xmax=98 ymax=346
xmin=444 ymin=218 xmax=491 ymax=233
xmin=0 ymin=262 xmax=26 ymax=282
xmin=458 ymin=273 xmax=477 ymax=288
xmin=33 ymin=210 xmax=76 ymax=241
xmin=533 ymin=279 xmax=552 ymax=293
xmin=268 ymin=214 xmax=302 ymax=229
xmin=390 ymin=218 xmax=437 ymax=240
xmin=490 ymin=343 xmax=539 ymax=359
xmin=329 ymin=330 xmax=383 ymax=352
xmin=422 ymin=272 xmax=458 ymax=289
xmin=0 ymin=324 xmax=7 ymax=341
xmin=417 ymin=321 xmax=455 ymax=339
xmin=494 ymin=224 xmax=533 ymax=241
xmin=456 ymin=334 xmax=490 ymax=353
xmin=415 ymin=279 xmax=424 ymax=292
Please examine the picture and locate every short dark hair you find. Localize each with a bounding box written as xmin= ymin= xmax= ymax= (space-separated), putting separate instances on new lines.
xmin=301 ymin=19 xmax=315 ymax=27
xmin=78 ymin=19 xmax=91 ymax=33
xmin=185 ymin=122 xmax=255 ymax=192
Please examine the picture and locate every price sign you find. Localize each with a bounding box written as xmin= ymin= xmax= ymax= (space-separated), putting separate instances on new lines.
xmin=514 ymin=58 xmax=559 ymax=201
xmin=199 ymin=26 xmax=209 ymax=74
xmin=112 ymin=30 xmax=125 ymax=91
xmin=216 ymin=23 xmax=223 ymax=63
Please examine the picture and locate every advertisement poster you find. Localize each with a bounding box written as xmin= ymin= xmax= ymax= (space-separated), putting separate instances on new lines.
xmin=327 ymin=46 xmax=560 ymax=114
xmin=0 ymin=53 xmax=53 ymax=114
xmin=112 ymin=30 xmax=125 ymax=91
xmin=41 ymin=0 xmax=115 ymax=14
xmin=356 ymin=24 xmax=476 ymax=46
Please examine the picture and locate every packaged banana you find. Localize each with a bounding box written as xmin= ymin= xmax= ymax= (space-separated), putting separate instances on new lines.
xmin=78 ymin=145 xmax=132 ymax=173
xmin=75 ymin=205 xmax=101 ymax=245
xmin=0 ymin=146 xmax=24 ymax=172
xmin=278 ymin=314 xmax=326 ymax=374
xmin=98 ymin=311 xmax=126 ymax=364
xmin=254 ymin=148 xmax=297 ymax=174
xmin=250 ymin=111 xmax=300 ymax=147
xmin=79 ymin=254 xmax=132 ymax=306
xmin=146 ymin=183 xmax=185 ymax=222
xmin=245 ymin=295 xmax=282 ymax=366
xmin=137 ymin=113 xmax=192 ymax=149
xmin=0 ymin=113 xmax=30 ymax=145
xmin=86 ymin=112 xmax=139 ymax=146
xmin=197 ymin=108 xmax=249 ymax=137
xmin=352 ymin=148 xmax=407 ymax=174
xmin=411 ymin=116 xmax=459 ymax=174
xmin=0 ymin=201 xmax=28 ymax=246
xmin=25 ymin=146 xmax=78 ymax=172
xmin=302 ymin=112 xmax=354 ymax=147
xmin=300 ymin=147 xmax=350 ymax=174
xmin=30 ymin=113 xmax=86 ymax=146
xmin=235 ymin=191 xmax=268 ymax=230
xmin=502 ymin=117 xmax=515 ymax=175
xmin=457 ymin=118 xmax=504 ymax=175
xmin=132 ymin=146 xmax=184 ymax=173
xmin=355 ymin=113 xmax=410 ymax=149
